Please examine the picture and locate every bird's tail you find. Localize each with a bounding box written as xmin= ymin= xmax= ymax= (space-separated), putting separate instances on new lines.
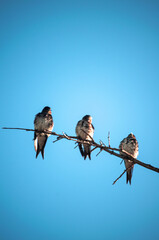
xmin=36 ymin=135 xmax=48 ymax=159
xmin=78 ymin=143 xmax=84 ymax=157
xmin=126 ymin=165 xmax=134 ymax=185
xmin=83 ymin=144 xmax=91 ymax=160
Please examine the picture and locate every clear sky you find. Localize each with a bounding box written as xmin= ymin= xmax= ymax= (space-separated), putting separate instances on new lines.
xmin=1 ymin=1 xmax=159 ymax=240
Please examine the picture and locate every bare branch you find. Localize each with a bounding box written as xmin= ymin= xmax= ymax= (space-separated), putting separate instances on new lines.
xmin=2 ymin=127 xmax=159 ymax=175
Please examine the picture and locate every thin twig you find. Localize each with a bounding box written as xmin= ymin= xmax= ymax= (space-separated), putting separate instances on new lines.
xmin=120 ymin=159 xmax=124 ymax=165
xmin=53 ymin=137 xmax=63 ymax=143
xmin=112 ymin=165 xmax=133 ymax=185
xmin=96 ymin=149 xmax=103 ymax=157
xmin=108 ymin=131 xmax=110 ymax=147
xmin=90 ymin=146 xmax=98 ymax=153
xmin=74 ymin=143 xmax=79 ymax=149
xmin=100 ymin=140 xmax=106 ymax=148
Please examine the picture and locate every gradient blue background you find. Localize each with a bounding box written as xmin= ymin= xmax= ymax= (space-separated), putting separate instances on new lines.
xmin=1 ymin=1 xmax=159 ymax=239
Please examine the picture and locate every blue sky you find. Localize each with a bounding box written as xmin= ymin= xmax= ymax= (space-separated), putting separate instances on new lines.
xmin=1 ymin=1 xmax=159 ymax=239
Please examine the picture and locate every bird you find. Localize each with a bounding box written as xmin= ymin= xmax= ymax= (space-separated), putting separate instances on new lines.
xmin=75 ymin=115 xmax=94 ymax=160
xmin=119 ymin=133 xmax=139 ymax=185
xmin=34 ymin=106 xmax=54 ymax=159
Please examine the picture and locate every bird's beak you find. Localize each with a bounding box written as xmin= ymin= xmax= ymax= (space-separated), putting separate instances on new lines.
xmin=48 ymin=110 xmax=52 ymax=115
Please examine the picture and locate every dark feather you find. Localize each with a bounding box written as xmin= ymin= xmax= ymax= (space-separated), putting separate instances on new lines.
xmin=36 ymin=135 xmax=48 ymax=159
xmin=126 ymin=166 xmax=134 ymax=185
xmin=83 ymin=144 xmax=91 ymax=160
xmin=34 ymin=131 xmax=37 ymax=140
xmin=78 ymin=143 xmax=84 ymax=157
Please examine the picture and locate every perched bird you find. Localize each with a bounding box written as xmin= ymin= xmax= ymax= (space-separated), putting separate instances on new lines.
xmin=119 ymin=133 xmax=139 ymax=184
xmin=34 ymin=106 xmax=54 ymax=159
xmin=76 ymin=115 xmax=94 ymax=160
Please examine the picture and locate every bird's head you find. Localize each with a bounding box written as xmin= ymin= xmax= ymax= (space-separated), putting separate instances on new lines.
xmin=82 ymin=115 xmax=92 ymax=123
xmin=42 ymin=106 xmax=52 ymax=115
xmin=128 ymin=133 xmax=135 ymax=138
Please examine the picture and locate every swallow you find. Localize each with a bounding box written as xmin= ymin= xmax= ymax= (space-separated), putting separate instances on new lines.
xmin=119 ymin=133 xmax=139 ymax=184
xmin=34 ymin=106 xmax=54 ymax=159
xmin=76 ymin=115 xmax=94 ymax=160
